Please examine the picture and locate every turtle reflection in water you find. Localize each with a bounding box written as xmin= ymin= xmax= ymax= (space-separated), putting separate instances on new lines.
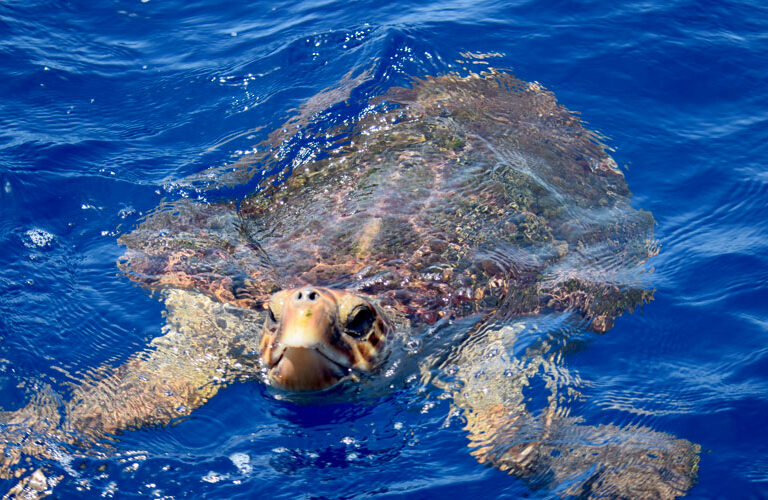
xmin=2 ymin=71 xmax=699 ymax=498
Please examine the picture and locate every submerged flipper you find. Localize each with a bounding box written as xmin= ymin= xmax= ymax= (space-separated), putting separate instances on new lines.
xmin=465 ymin=405 xmax=698 ymax=498
xmin=436 ymin=319 xmax=699 ymax=498
xmin=64 ymin=289 xmax=261 ymax=437
xmin=1 ymin=290 xmax=262 ymax=493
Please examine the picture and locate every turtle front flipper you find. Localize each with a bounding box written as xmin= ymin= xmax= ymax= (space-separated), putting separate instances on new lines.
xmin=436 ymin=319 xmax=699 ymax=498
xmin=3 ymin=468 xmax=56 ymax=500
xmin=64 ymin=289 xmax=262 ymax=437
xmin=2 ymin=290 xmax=262 ymax=493
xmin=465 ymin=405 xmax=699 ymax=499
xmin=1 ymin=385 xmax=65 ymax=498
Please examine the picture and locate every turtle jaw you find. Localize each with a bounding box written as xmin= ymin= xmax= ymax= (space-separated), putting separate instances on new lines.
xmin=268 ymin=346 xmax=351 ymax=392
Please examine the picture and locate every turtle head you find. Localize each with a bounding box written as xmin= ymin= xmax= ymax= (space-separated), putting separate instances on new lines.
xmin=259 ymin=286 xmax=390 ymax=391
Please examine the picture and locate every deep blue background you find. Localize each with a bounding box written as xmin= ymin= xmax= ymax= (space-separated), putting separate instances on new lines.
xmin=1 ymin=0 xmax=767 ymax=498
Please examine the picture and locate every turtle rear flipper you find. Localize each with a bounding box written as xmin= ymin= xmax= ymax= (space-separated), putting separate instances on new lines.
xmin=466 ymin=406 xmax=699 ymax=498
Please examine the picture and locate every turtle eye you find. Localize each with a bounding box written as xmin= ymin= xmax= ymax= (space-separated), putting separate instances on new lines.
xmin=346 ymin=306 xmax=375 ymax=338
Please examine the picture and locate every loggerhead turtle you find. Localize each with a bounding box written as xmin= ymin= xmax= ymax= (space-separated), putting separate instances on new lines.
xmin=2 ymin=70 xmax=699 ymax=498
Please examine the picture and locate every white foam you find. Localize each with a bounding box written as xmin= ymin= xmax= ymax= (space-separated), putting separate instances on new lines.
xmin=201 ymin=471 xmax=229 ymax=483
xmin=229 ymin=452 xmax=253 ymax=475
xmin=23 ymin=228 xmax=55 ymax=248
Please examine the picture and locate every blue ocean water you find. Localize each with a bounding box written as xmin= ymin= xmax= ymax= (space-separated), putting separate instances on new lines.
xmin=1 ymin=0 xmax=767 ymax=498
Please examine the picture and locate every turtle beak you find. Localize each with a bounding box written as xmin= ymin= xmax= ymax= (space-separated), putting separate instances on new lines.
xmin=265 ymin=288 xmax=352 ymax=391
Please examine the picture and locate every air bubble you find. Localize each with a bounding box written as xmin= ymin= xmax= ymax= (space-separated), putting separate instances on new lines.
xmin=118 ymin=207 xmax=136 ymax=219
xmin=405 ymin=338 xmax=421 ymax=354
xmin=23 ymin=228 xmax=55 ymax=249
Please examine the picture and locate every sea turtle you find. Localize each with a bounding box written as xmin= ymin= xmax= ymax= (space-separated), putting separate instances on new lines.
xmin=1 ymin=70 xmax=699 ymax=498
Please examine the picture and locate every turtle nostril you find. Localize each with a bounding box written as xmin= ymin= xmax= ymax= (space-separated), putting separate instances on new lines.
xmin=295 ymin=289 xmax=318 ymax=302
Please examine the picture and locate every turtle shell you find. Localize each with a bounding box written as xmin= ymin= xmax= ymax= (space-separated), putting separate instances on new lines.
xmin=119 ymin=71 xmax=655 ymax=331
